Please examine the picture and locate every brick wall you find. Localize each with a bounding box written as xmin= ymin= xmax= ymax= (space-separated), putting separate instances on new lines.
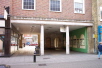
xmin=0 ymin=0 xmax=11 ymax=15
xmin=0 ymin=0 xmax=92 ymax=21
xmin=0 ymin=0 xmax=5 ymax=15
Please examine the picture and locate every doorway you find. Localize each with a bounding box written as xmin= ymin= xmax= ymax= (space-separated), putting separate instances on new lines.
xmin=45 ymin=37 xmax=51 ymax=49
xmin=54 ymin=38 xmax=59 ymax=48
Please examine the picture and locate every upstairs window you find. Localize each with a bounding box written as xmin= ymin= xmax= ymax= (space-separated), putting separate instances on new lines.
xmin=22 ymin=0 xmax=35 ymax=10
xmin=100 ymin=7 xmax=102 ymax=21
xmin=50 ymin=0 xmax=61 ymax=12
xmin=74 ymin=0 xmax=85 ymax=14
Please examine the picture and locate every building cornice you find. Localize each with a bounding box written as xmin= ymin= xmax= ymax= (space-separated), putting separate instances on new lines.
xmin=11 ymin=16 xmax=93 ymax=23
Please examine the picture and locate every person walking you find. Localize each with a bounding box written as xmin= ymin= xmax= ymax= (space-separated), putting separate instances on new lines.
xmin=98 ymin=42 xmax=102 ymax=59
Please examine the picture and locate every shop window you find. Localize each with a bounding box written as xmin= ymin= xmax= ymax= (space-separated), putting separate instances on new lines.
xmin=0 ymin=28 xmax=5 ymax=34
xmin=0 ymin=35 xmax=4 ymax=56
xmin=73 ymin=35 xmax=77 ymax=48
xmin=11 ymin=36 xmax=18 ymax=54
xmin=76 ymin=38 xmax=80 ymax=48
xmin=70 ymin=37 xmax=73 ymax=47
xmin=79 ymin=34 xmax=85 ymax=49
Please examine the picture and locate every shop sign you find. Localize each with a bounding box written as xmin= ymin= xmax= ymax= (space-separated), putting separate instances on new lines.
xmin=98 ymin=25 xmax=102 ymax=33
xmin=60 ymin=26 xmax=66 ymax=32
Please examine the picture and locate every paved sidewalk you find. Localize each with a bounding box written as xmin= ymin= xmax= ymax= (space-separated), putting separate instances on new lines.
xmin=0 ymin=53 xmax=98 ymax=64
xmin=0 ymin=53 xmax=100 ymax=68
xmin=0 ymin=46 xmax=100 ymax=68
xmin=11 ymin=60 xmax=102 ymax=68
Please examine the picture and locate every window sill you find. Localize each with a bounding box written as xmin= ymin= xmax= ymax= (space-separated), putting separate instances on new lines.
xmin=22 ymin=9 xmax=35 ymax=10
xmin=74 ymin=12 xmax=85 ymax=14
xmin=50 ymin=10 xmax=62 ymax=13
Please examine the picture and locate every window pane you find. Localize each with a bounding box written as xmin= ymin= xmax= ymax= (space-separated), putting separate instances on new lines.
xmin=31 ymin=2 xmax=34 ymax=5
xmin=29 ymin=6 xmax=31 ymax=9
xmin=24 ymin=6 xmax=26 ymax=9
xmin=50 ymin=0 xmax=60 ymax=11
xmin=32 ymin=6 xmax=34 ymax=9
xmin=32 ymin=0 xmax=34 ymax=2
xmin=29 ymin=2 xmax=31 ymax=5
xmin=24 ymin=2 xmax=27 ymax=5
xmin=24 ymin=0 xmax=26 ymax=1
xmin=29 ymin=0 xmax=31 ymax=2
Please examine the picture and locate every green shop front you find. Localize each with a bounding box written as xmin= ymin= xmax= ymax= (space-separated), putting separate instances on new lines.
xmin=63 ymin=27 xmax=89 ymax=53
xmin=70 ymin=27 xmax=88 ymax=53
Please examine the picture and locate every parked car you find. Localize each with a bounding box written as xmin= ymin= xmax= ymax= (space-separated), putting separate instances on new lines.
xmin=26 ymin=42 xmax=30 ymax=45
xmin=29 ymin=42 xmax=38 ymax=46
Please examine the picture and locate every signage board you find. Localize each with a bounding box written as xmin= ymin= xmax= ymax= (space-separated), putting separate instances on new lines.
xmin=98 ymin=25 xmax=102 ymax=42
xmin=98 ymin=25 xmax=102 ymax=33
xmin=60 ymin=26 xmax=66 ymax=32
xmin=4 ymin=10 xmax=8 ymax=20
xmin=93 ymin=34 xmax=97 ymax=38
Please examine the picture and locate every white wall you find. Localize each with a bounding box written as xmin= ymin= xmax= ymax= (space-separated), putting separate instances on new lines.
xmin=0 ymin=40 xmax=3 ymax=50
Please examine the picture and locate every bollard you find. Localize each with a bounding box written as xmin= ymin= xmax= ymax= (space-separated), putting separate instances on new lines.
xmin=34 ymin=54 xmax=36 ymax=62
xmin=34 ymin=51 xmax=36 ymax=62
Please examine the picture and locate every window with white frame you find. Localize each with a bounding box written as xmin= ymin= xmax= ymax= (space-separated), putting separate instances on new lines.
xmin=100 ymin=7 xmax=102 ymax=21
xmin=74 ymin=0 xmax=85 ymax=14
xmin=50 ymin=0 xmax=61 ymax=12
xmin=22 ymin=0 xmax=35 ymax=10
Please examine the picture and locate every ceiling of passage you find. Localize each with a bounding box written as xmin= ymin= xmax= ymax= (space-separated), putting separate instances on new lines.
xmin=12 ymin=23 xmax=85 ymax=35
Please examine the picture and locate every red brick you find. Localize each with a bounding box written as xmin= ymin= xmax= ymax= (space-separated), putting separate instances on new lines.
xmin=0 ymin=0 xmax=92 ymax=21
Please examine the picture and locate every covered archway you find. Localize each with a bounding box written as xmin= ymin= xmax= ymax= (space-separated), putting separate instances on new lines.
xmin=11 ymin=19 xmax=93 ymax=56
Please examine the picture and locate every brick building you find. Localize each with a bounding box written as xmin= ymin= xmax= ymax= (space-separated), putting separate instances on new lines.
xmin=92 ymin=0 xmax=102 ymax=53
xmin=0 ymin=0 xmax=93 ymax=57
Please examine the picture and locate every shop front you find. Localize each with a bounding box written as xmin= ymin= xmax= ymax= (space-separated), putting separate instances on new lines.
xmin=0 ymin=16 xmax=5 ymax=56
xmin=0 ymin=30 xmax=5 ymax=56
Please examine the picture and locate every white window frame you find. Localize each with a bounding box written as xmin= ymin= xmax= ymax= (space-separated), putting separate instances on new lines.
xmin=100 ymin=7 xmax=102 ymax=21
xmin=74 ymin=0 xmax=85 ymax=14
xmin=22 ymin=0 xmax=36 ymax=10
xmin=49 ymin=0 xmax=62 ymax=12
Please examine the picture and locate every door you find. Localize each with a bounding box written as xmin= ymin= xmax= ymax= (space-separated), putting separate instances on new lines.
xmin=45 ymin=37 xmax=51 ymax=48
